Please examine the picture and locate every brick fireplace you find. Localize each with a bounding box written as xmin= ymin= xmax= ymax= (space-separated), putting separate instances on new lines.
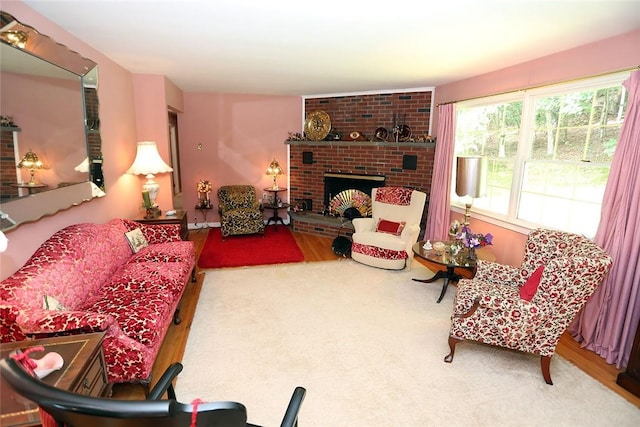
xmin=286 ymin=90 xmax=436 ymax=238
xmin=287 ymin=141 xmax=434 ymax=237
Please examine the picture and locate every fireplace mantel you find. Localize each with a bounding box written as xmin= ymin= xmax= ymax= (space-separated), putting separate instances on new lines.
xmin=285 ymin=140 xmax=435 ymax=148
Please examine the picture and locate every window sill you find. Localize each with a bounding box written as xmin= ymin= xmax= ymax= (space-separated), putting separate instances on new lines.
xmin=450 ymin=204 xmax=532 ymax=236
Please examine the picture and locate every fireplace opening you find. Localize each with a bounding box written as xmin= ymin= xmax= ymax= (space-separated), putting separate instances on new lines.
xmin=323 ymin=172 xmax=385 ymax=216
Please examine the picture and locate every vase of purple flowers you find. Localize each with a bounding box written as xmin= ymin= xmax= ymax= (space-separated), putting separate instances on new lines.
xmin=455 ymin=226 xmax=493 ymax=260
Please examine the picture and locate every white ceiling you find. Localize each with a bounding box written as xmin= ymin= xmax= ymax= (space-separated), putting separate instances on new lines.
xmin=21 ymin=0 xmax=640 ymax=96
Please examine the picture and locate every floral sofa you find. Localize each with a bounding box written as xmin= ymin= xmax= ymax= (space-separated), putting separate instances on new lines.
xmin=0 ymin=218 xmax=196 ymax=386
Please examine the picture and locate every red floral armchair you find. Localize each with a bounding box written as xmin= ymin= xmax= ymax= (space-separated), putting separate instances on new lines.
xmin=444 ymin=228 xmax=612 ymax=384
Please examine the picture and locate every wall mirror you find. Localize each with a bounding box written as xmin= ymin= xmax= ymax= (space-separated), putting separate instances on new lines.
xmin=0 ymin=10 xmax=103 ymax=232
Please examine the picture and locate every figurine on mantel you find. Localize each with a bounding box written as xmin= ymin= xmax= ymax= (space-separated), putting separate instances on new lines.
xmin=0 ymin=115 xmax=18 ymax=127
xmin=286 ymin=132 xmax=303 ymax=141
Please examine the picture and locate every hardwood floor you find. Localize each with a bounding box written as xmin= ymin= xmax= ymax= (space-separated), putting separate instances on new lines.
xmin=112 ymin=228 xmax=640 ymax=408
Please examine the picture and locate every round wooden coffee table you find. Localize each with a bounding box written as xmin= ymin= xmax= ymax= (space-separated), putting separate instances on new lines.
xmin=412 ymin=240 xmax=495 ymax=303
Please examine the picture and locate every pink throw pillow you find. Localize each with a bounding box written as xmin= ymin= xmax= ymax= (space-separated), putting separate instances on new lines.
xmin=520 ymin=265 xmax=544 ymax=301
xmin=376 ymin=219 xmax=406 ymax=236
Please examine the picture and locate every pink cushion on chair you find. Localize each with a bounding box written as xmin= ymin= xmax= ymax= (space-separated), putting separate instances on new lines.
xmin=520 ymin=265 xmax=544 ymax=301
xmin=376 ymin=219 xmax=406 ymax=236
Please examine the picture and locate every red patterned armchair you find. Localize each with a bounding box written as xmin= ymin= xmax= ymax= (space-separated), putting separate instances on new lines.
xmin=444 ymin=228 xmax=612 ymax=384
xmin=351 ymin=187 xmax=427 ymax=270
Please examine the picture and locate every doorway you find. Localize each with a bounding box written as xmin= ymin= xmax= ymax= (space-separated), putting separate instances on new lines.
xmin=168 ymin=111 xmax=183 ymax=210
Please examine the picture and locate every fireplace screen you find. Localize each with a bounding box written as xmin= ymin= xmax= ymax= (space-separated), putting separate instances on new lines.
xmin=329 ymin=189 xmax=372 ymax=217
xmin=324 ymin=172 xmax=385 ymax=213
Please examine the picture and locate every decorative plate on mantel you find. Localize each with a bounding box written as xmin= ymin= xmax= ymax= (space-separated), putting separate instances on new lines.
xmin=304 ymin=110 xmax=331 ymax=141
xmin=374 ymin=127 xmax=388 ymax=141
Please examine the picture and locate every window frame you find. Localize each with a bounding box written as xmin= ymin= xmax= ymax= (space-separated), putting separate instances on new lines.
xmin=450 ymin=71 xmax=630 ymax=236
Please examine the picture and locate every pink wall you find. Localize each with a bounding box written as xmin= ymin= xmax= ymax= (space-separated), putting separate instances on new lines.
xmin=0 ymin=2 xmax=141 ymax=279
xmin=131 ymin=74 xmax=178 ymax=211
xmin=178 ymin=92 xmax=301 ymax=223
xmin=434 ymin=29 xmax=640 ymax=266
xmin=164 ymin=77 xmax=184 ymax=113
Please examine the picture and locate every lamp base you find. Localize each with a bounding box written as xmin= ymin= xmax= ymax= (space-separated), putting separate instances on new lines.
xmin=463 ymin=202 xmax=472 ymax=226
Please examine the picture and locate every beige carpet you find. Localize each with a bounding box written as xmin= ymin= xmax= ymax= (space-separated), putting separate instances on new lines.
xmin=176 ymin=260 xmax=639 ymax=426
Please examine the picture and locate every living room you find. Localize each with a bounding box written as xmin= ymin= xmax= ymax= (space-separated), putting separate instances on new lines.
xmin=1 ymin=0 xmax=640 ymax=424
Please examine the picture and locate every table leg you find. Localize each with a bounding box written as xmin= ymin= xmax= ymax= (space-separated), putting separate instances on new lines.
xmin=266 ymin=208 xmax=284 ymax=230
xmin=194 ymin=208 xmax=212 ymax=230
xmin=412 ymin=266 xmax=462 ymax=303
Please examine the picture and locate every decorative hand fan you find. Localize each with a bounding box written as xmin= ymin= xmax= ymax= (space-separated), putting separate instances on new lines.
xmin=329 ymin=189 xmax=372 ymax=217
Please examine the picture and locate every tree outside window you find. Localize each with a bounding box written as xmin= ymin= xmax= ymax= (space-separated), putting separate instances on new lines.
xmin=452 ymin=73 xmax=629 ymax=236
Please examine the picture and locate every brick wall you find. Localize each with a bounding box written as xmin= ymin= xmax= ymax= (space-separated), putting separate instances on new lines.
xmin=305 ymin=91 xmax=432 ymax=140
xmin=289 ymin=142 xmax=435 ymax=213
xmin=289 ymin=213 xmax=355 ymax=239
xmin=287 ymin=90 xmax=436 ymax=238
xmin=0 ymin=129 xmax=18 ymax=200
xmin=287 ymin=90 xmax=436 ymax=237
xmin=84 ymin=87 xmax=102 ymax=159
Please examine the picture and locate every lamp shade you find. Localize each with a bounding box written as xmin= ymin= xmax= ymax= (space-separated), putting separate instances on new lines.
xmin=265 ymin=158 xmax=284 ymax=190
xmin=0 ymin=230 xmax=7 ymax=253
xmin=0 ymin=30 xmax=28 ymax=48
xmin=125 ymin=141 xmax=173 ymax=176
xmin=265 ymin=159 xmax=284 ymax=177
xmin=17 ymin=149 xmax=44 ymax=170
xmin=126 ymin=141 xmax=173 ymax=211
xmin=17 ymin=149 xmax=45 ymax=185
xmin=74 ymin=157 xmax=89 ymax=173
xmin=455 ymin=156 xmax=487 ymax=198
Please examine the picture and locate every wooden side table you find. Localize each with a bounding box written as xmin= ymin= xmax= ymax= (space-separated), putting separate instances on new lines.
xmin=263 ymin=187 xmax=289 ymax=230
xmin=194 ymin=205 xmax=213 ymax=230
xmin=412 ymin=240 xmax=495 ymax=303
xmin=134 ymin=209 xmax=188 ymax=240
xmin=0 ymin=333 xmax=110 ymax=427
xmin=11 ymin=183 xmax=48 ymax=195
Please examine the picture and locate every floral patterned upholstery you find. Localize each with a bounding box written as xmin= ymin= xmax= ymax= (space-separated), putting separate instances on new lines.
xmin=0 ymin=219 xmax=195 ymax=385
xmin=445 ymin=228 xmax=613 ymax=384
xmin=217 ymin=185 xmax=265 ymax=238
xmin=351 ymin=187 xmax=427 ymax=270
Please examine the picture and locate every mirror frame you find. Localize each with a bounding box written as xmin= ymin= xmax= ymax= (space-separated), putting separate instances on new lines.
xmin=0 ymin=10 xmax=102 ymax=232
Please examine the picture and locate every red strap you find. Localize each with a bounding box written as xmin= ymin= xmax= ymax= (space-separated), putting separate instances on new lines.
xmin=191 ymin=398 xmax=203 ymax=427
xmin=10 ymin=346 xmax=57 ymax=427
xmin=10 ymin=346 xmax=44 ymax=376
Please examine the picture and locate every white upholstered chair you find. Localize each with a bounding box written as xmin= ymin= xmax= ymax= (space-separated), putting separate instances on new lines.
xmin=351 ymin=187 xmax=426 ymax=270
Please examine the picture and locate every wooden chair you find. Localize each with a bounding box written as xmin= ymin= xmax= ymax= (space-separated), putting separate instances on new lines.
xmin=1 ymin=358 xmax=306 ymax=427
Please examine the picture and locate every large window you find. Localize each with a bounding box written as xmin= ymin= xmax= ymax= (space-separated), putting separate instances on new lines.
xmin=452 ymin=73 xmax=629 ymax=236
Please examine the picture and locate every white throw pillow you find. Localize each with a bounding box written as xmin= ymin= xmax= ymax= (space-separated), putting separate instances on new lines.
xmin=124 ymin=228 xmax=149 ymax=253
xmin=43 ymin=295 xmax=68 ymax=311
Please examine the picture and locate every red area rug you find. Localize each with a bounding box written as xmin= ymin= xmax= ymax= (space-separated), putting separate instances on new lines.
xmin=197 ymin=226 xmax=305 ymax=268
